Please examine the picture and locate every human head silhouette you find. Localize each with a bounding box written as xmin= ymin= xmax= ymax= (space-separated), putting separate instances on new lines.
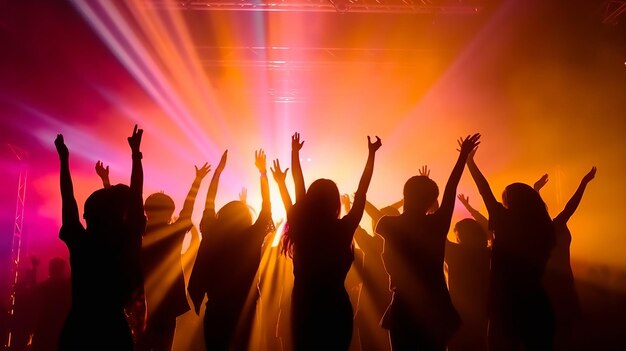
xmin=216 ymin=200 xmax=253 ymax=234
xmin=83 ymin=184 xmax=131 ymax=231
xmin=454 ymin=218 xmax=488 ymax=248
xmin=306 ymin=179 xmax=341 ymax=221
xmin=145 ymin=192 xmax=175 ymax=225
xmin=403 ymin=176 xmax=439 ymax=214
xmin=502 ymin=183 xmax=547 ymax=213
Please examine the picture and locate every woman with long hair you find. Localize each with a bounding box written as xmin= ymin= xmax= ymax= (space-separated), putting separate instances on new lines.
xmin=188 ymin=150 xmax=274 ymax=351
xmin=282 ymin=133 xmax=382 ymax=351
xmin=466 ymin=149 xmax=556 ymax=350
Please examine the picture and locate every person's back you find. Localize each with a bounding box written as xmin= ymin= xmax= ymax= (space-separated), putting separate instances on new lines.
xmin=60 ymin=186 xmax=142 ymax=350
xmin=142 ymin=219 xmax=190 ymax=320
xmin=55 ymin=126 xmax=145 ymax=351
xmin=466 ymin=145 xmax=557 ymax=350
xmin=291 ymin=214 xmax=354 ymax=293
xmin=188 ymin=149 xmax=273 ymax=351
xmin=376 ymin=134 xmax=479 ymax=351
xmin=543 ymin=167 xmax=595 ymax=350
xmin=378 ymin=211 xmax=458 ymax=342
xmin=282 ymin=134 xmax=382 ymax=351
xmin=446 ymin=219 xmax=490 ymax=351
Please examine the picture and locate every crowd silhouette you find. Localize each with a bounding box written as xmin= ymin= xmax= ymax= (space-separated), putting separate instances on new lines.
xmin=4 ymin=125 xmax=603 ymax=351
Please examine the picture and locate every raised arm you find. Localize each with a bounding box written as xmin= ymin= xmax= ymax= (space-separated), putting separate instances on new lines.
xmin=182 ymin=225 xmax=200 ymax=285
xmin=557 ymin=166 xmax=596 ymax=223
xmin=178 ymin=163 xmax=210 ymax=223
xmin=340 ymin=193 xmax=352 ymax=213
xmin=534 ymin=174 xmax=549 ymax=193
xmin=55 ymin=134 xmax=79 ymax=226
xmin=344 ymin=136 xmax=382 ymax=227
xmin=436 ymin=134 xmax=481 ymax=223
xmin=291 ymin=133 xmax=306 ymax=202
xmin=205 ymin=150 xmax=227 ymax=214
xmin=255 ymin=149 xmax=271 ymax=211
xmin=127 ymin=124 xmax=145 ymax=223
xmin=271 ymin=159 xmax=293 ymax=212
xmin=466 ymin=146 xmax=500 ymax=215
xmin=95 ymin=161 xmax=111 ymax=188
xmin=457 ymin=194 xmax=489 ymax=232
xmin=364 ymin=200 xmax=383 ymax=225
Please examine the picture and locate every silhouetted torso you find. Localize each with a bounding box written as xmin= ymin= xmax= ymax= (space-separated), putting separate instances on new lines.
xmin=542 ymin=215 xmax=581 ymax=351
xmin=59 ymin=217 xmax=145 ymax=350
xmin=289 ymin=204 xmax=357 ymax=351
xmin=377 ymin=212 xmax=460 ymax=347
xmin=190 ymin=202 xmax=273 ymax=351
xmin=142 ymin=219 xmax=192 ymax=321
xmin=445 ymin=241 xmax=490 ymax=351
xmin=487 ymin=204 xmax=555 ymax=350
xmin=353 ymin=227 xmax=391 ymax=351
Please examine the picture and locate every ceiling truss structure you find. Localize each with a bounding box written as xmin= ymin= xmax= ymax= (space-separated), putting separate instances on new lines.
xmin=142 ymin=0 xmax=485 ymax=14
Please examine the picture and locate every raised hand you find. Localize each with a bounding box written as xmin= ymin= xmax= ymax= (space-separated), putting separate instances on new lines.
xmin=419 ymin=165 xmax=431 ymax=177
xmin=582 ymin=166 xmax=597 ymax=184
xmin=368 ymin=136 xmax=382 ymax=152
xmin=215 ymin=150 xmax=228 ymax=173
xmin=292 ymin=132 xmax=304 ymax=152
xmin=127 ymin=124 xmax=143 ymax=153
xmin=96 ymin=161 xmax=109 ymax=179
xmin=255 ymin=149 xmax=267 ymax=174
xmin=457 ymin=194 xmax=470 ymax=207
xmin=341 ymin=194 xmax=352 ymax=212
xmin=239 ymin=187 xmax=247 ymax=204
xmin=55 ymin=134 xmax=69 ymax=160
xmin=271 ymin=159 xmax=289 ymax=183
xmin=457 ymin=133 xmax=481 ymax=156
xmin=533 ymin=174 xmax=549 ymax=192
xmin=195 ymin=162 xmax=211 ymax=179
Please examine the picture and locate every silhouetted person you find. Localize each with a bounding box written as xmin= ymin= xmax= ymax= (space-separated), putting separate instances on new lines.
xmin=375 ymin=134 xmax=479 ymax=351
xmin=445 ymin=218 xmax=490 ymax=351
xmin=270 ymin=159 xmax=295 ymax=351
xmin=466 ymin=148 xmax=555 ymax=351
xmin=10 ymin=256 xmax=40 ymax=351
xmin=31 ymin=257 xmax=71 ymax=351
xmin=55 ymin=125 xmax=146 ymax=351
xmin=282 ymin=133 xmax=382 ymax=351
xmin=95 ymin=160 xmax=146 ymax=341
xmin=136 ymin=163 xmax=210 ymax=351
xmin=538 ymin=167 xmax=596 ymax=350
xmin=344 ymin=195 xmax=394 ymax=351
xmin=457 ymin=194 xmax=490 ymax=241
xmin=188 ymin=149 xmax=273 ymax=351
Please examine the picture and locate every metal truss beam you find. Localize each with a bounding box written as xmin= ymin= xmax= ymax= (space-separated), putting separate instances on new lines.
xmin=141 ymin=0 xmax=484 ymax=14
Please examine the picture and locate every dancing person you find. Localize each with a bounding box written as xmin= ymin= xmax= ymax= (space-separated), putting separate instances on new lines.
xmin=282 ymin=133 xmax=382 ymax=351
xmin=541 ymin=167 xmax=596 ymax=350
xmin=56 ymin=125 xmax=146 ymax=350
xmin=456 ymin=194 xmax=490 ymax=241
xmin=138 ymin=163 xmax=210 ymax=351
xmin=445 ymin=218 xmax=491 ymax=351
xmin=376 ymin=134 xmax=480 ymax=351
xmin=343 ymin=195 xmax=392 ymax=351
xmin=466 ymin=148 xmax=555 ymax=351
xmin=189 ymin=149 xmax=273 ymax=351
xmin=270 ymin=158 xmax=295 ymax=351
